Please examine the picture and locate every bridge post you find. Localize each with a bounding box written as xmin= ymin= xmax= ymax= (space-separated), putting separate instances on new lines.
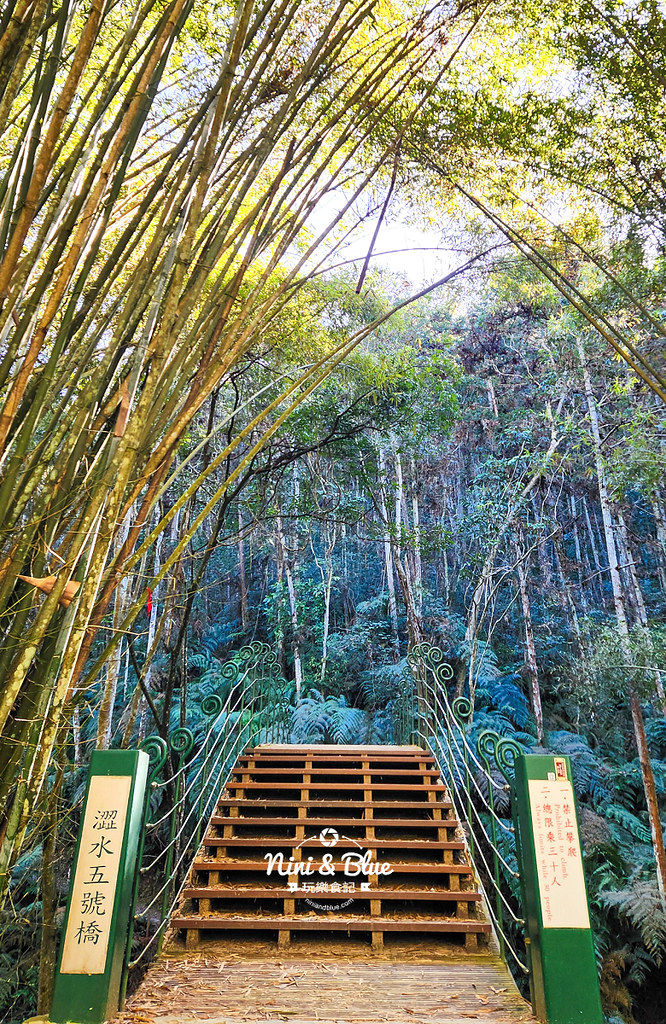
xmin=512 ymin=753 xmax=603 ymax=1024
xmin=49 ymin=749 xmax=149 ymax=1024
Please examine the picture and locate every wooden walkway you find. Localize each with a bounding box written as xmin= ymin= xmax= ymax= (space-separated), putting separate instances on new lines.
xmin=119 ymin=938 xmax=534 ymax=1024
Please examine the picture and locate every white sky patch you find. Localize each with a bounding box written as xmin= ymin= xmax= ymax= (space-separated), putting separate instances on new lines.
xmin=302 ymin=187 xmax=463 ymax=287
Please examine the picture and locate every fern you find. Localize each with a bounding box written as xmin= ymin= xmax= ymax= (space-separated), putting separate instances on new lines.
xmin=462 ymin=638 xmax=502 ymax=687
xmin=545 ymin=730 xmax=609 ymax=802
xmin=604 ymin=804 xmax=651 ymax=845
xmin=477 ymin=671 xmax=532 ymax=729
xmin=645 ymin=716 xmax=666 ymax=756
xmin=601 ymin=879 xmax=666 ymax=960
xmin=290 ymin=690 xmax=386 ymax=744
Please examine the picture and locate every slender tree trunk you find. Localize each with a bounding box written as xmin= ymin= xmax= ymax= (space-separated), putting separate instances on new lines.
xmin=96 ymin=513 xmax=132 ymax=748
xmin=552 ymin=538 xmax=585 ymax=657
xmin=651 ymin=491 xmax=666 ymax=593
xmin=317 ymin=524 xmax=336 ymax=684
xmin=276 ymin=515 xmax=302 ymax=698
xmin=378 ymin=446 xmax=400 ymax=658
xmin=582 ymin=495 xmax=604 ymax=603
xmin=37 ymin=772 xmax=60 ymax=1014
xmin=71 ymin=706 xmax=81 ymax=765
xmin=617 ymin=511 xmax=666 ymax=713
xmin=238 ymin=505 xmax=248 ymax=631
xmin=578 ymin=337 xmax=666 ymax=903
xmin=569 ymin=493 xmax=589 ymax=613
xmin=410 ymin=459 xmax=423 ymax=616
xmin=514 ymin=532 xmax=544 ymax=742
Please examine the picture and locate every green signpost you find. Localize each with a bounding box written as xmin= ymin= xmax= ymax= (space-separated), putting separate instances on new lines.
xmin=512 ymin=753 xmax=603 ymax=1024
xmin=50 ymin=749 xmax=148 ymax=1024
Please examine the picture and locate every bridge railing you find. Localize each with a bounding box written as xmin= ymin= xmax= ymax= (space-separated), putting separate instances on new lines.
xmin=121 ymin=641 xmax=292 ymax=998
xmin=403 ymin=642 xmax=530 ymax=980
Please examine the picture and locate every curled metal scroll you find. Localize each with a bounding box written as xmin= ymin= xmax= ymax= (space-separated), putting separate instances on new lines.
xmin=452 ymin=696 xmax=472 ymax=728
xmin=201 ymin=693 xmax=224 ymax=718
xmin=476 ymin=729 xmax=500 ymax=772
xmin=140 ymin=735 xmax=168 ymax=785
xmin=496 ymin=737 xmax=521 ymax=784
xmin=408 ymin=642 xmax=454 ymax=687
xmin=169 ymin=726 xmax=195 ymax=761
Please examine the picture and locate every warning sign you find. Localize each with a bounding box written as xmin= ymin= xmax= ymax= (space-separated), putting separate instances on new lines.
xmin=528 ymin=779 xmax=590 ymax=929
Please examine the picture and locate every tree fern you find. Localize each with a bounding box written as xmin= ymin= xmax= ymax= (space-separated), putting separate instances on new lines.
xmin=604 ymin=804 xmax=651 ymax=845
xmin=545 ymin=730 xmax=609 ymax=802
xmin=477 ymin=671 xmax=532 ymax=730
xmin=601 ymin=879 xmax=666 ymax=960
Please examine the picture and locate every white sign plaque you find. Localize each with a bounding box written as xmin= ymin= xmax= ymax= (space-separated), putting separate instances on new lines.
xmin=528 ymin=778 xmax=590 ymax=929
xmin=60 ymin=775 xmax=132 ymax=974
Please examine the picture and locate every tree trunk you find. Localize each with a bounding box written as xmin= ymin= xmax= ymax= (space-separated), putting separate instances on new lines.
xmin=569 ymin=493 xmax=589 ymax=613
xmin=96 ymin=512 xmax=132 ymax=749
xmin=238 ymin=505 xmax=248 ymax=631
xmin=319 ymin=525 xmax=336 ymax=684
xmin=37 ymin=770 xmax=61 ymax=1013
xmin=578 ymin=336 xmax=666 ymax=904
xmin=651 ymin=491 xmax=666 ymax=593
xmin=410 ymin=459 xmax=423 ymax=616
xmin=378 ymin=446 xmax=400 ymax=658
xmin=276 ymin=515 xmax=302 ymax=698
xmin=514 ymin=532 xmax=544 ymax=742
xmin=617 ymin=511 xmax=666 ymax=713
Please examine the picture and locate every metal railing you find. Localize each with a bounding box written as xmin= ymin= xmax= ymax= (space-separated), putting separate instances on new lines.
xmin=402 ymin=642 xmax=530 ymax=979
xmin=121 ymin=642 xmax=292 ymax=999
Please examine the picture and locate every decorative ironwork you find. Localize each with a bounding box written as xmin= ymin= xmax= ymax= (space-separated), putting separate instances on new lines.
xmin=121 ymin=643 xmax=292 ymax=996
xmin=404 ymin=642 xmax=529 ymax=976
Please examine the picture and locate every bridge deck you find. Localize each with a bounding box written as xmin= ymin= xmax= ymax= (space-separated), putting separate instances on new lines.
xmin=119 ymin=938 xmax=534 ymax=1024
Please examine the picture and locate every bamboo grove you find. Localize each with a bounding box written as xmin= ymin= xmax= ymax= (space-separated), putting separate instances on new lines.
xmin=1 ymin=0 xmax=666 ymax=1019
xmin=0 ymin=0 xmax=493 ymax=896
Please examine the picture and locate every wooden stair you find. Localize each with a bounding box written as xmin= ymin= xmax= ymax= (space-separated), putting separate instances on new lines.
xmin=171 ymin=744 xmax=492 ymax=951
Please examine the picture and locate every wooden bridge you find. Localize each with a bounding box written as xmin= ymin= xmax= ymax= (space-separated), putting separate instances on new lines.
xmin=119 ymin=745 xmax=533 ymax=1024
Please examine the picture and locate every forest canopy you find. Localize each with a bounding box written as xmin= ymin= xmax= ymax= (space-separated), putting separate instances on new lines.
xmin=0 ymin=1 xmax=664 ymax=1022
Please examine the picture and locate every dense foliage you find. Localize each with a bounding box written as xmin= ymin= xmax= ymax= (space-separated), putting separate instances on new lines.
xmin=1 ymin=1 xmax=665 ymax=1023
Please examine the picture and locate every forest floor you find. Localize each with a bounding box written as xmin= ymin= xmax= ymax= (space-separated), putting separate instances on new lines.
xmin=118 ymin=936 xmax=534 ymax=1024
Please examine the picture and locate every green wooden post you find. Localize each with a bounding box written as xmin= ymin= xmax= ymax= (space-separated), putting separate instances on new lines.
xmin=50 ymin=749 xmax=148 ymax=1024
xmin=512 ymin=753 xmax=603 ymax=1024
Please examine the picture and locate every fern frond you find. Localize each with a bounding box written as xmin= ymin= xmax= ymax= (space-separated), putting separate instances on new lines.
xmin=601 ymin=880 xmax=666 ymax=960
xmin=604 ymin=804 xmax=651 ymax=845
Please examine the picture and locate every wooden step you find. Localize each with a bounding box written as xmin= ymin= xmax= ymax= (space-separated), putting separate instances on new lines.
xmin=223 ymin=786 xmax=446 ymax=794
xmin=182 ymin=885 xmax=484 ymax=903
xmin=229 ymin=770 xmax=436 ymax=778
xmin=192 ymin=859 xmax=476 ymax=881
xmin=215 ymin=798 xmax=454 ymax=811
xmin=200 ymin=837 xmax=462 ymax=850
xmin=170 ymin=743 xmax=489 ymax=954
xmin=171 ymin=914 xmax=491 ymax=934
xmin=191 ymin=860 xmax=471 ymax=876
xmin=249 ymin=745 xmax=427 ymax=752
xmin=238 ymin=754 xmax=436 ymax=765
xmin=209 ymin=815 xmax=457 ymax=829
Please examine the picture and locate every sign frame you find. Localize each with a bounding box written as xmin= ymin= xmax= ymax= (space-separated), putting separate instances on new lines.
xmin=51 ymin=749 xmax=148 ymax=1024
xmin=512 ymin=753 xmax=603 ymax=1024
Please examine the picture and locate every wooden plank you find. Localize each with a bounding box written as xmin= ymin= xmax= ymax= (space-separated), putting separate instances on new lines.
xmin=250 ymin=744 xmax=428 ymax=752
xmin=182 ymin=886 xmax=484 ymax=901
xmin=224 ymin=782 xmax=447 ymax=792
xmin=234 ymin=768 xmax=438 ymax=777
xmin=193 ymin=859 xmax=474 ymax=874
xmin=199 ymin=836 xmax=461 ymax=849
xmin=170 ymin=915 xmax=492 ymax=933
xmin=215 ymin=798 xmax=454 ymax=810
xmin=208 ymin=815 xmax=460 ymax=828
xmin=238 ymin=753 xmax=436 ymax=761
